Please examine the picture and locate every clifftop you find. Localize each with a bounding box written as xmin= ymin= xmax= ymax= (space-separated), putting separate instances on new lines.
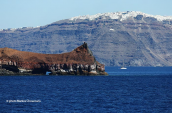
xmin=70 ymin=11 xmax=172 ymax=21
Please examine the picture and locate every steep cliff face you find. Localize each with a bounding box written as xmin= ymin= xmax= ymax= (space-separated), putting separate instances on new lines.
xmin=1 ymin=11 xmax=172 ymax=66
xmin=0 ymin=43 xmax=107 ymax=75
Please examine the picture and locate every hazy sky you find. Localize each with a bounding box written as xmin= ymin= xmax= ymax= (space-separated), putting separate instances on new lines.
xmin=0 ymin=0 xmax=171 ymax=29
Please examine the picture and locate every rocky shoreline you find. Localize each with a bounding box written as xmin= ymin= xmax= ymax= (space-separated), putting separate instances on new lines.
xmin=0 ymin=67 xmax=108 ymax=76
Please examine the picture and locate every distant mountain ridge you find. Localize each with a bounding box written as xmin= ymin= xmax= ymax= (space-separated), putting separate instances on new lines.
xmin=1 ymin=11 xmax=172 ymax=66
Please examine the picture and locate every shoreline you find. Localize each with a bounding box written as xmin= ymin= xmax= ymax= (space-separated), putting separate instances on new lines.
xmin=0 ymin=68 xmax=108 ymax=76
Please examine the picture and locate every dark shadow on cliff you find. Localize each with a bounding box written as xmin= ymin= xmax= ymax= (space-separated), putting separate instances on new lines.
xmin=2 ymin=65 xmax=19 ymax=72
xmin=32 ymin=67 xmax=50 ymax=74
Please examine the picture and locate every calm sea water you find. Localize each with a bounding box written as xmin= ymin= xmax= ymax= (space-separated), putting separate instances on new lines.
xmin=0 ymin=67 xmax=172 ymax=112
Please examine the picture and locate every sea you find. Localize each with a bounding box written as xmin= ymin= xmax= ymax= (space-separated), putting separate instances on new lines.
xmin=0 ymin=67 xmax=172 ymax=113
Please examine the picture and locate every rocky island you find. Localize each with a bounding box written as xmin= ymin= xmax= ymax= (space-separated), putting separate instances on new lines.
xmin=0 ymin=42 xmax=108 ymax=75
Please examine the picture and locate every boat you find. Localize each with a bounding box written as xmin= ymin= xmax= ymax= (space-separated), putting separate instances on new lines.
xmin=120 ymin=60 xmax=127 ymax=69
xmin=120 ymin=67 xmax=127 ymax=69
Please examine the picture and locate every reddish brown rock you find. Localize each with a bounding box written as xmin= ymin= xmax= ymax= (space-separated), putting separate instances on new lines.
xmin=0 ymin=42 xmax=107 ymax=75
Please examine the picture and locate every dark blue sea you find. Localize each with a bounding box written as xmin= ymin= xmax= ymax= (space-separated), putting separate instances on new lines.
xmin=0 ymin=67 xmax=172 ymax=112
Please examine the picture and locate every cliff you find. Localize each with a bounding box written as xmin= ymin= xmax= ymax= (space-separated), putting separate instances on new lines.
xmin=1 ymin=11 xmax=172 ymax=66
xmin=0 ymin=42 xmax=107 ymax=75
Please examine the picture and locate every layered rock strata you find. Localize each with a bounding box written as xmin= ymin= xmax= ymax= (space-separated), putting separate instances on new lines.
xmin=1 ymin=11 xmax=172 ymax=66
xmin=0 ymin=42 xmax=108 ymax=75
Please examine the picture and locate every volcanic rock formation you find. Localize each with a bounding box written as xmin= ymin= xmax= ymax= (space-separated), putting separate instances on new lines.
xmin=1 ymin=11 xmax=172 ymax=66
xmin=0 ymin=42 xmax=107 ymax=75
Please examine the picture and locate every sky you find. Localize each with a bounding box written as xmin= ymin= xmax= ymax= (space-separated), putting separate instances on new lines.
xmin=0 ymin=0 xmax=172 ymax=29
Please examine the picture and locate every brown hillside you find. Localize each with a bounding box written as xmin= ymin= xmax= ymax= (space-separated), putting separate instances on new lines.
xmin=0 ymin=42 xmax=99 ymax=69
